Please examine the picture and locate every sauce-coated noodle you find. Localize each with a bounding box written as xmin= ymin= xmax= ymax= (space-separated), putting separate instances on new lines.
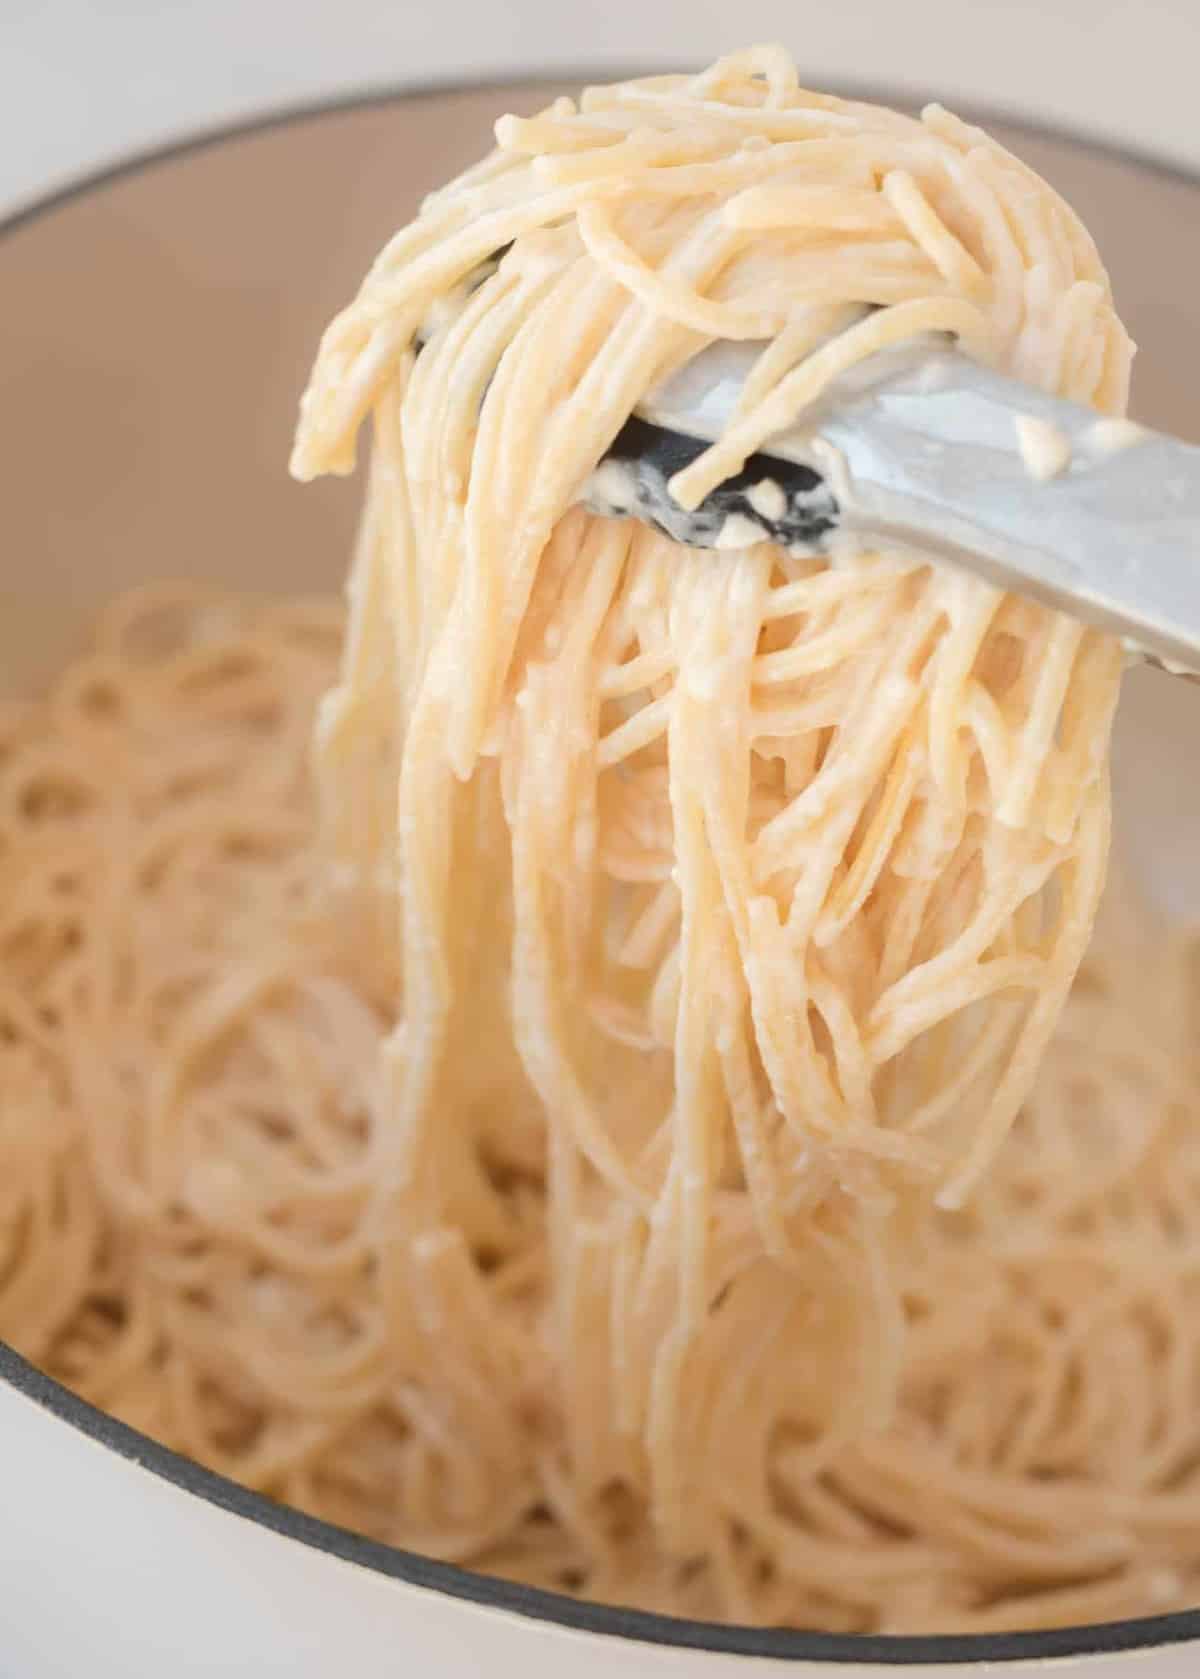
xmin=5 ymin=52 xmax=1198 ymax=1634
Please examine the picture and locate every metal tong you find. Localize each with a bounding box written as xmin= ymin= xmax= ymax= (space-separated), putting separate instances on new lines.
xmin=581 ymin=337 xmax=1200 ymax=678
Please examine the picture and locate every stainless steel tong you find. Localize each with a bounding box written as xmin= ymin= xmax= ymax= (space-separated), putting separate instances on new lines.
xmin=582 ymin=337 xmax=1200 ymax=678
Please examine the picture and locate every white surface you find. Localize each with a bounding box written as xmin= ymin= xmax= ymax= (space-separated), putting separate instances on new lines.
xmin=3 ymin=0 xmax=1200 ymax=216
xmin=3 ymin=1372 xmax=1196 ymax=1677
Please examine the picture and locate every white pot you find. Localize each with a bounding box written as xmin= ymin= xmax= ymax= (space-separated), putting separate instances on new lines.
xmin=2 ymin=77 xmax=1198 ymax=1679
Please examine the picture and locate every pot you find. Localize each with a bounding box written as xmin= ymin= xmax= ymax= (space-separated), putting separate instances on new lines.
xmin=2 ymin=77 xmax=1198 ymax=1677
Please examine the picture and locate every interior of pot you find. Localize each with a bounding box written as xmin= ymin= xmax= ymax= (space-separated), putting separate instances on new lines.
xmin=2 ymin=75 xmax=1200 ymax=1664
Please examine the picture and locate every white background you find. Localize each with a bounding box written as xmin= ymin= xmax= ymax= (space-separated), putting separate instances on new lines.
xmin=4 ymin=0 xmax=1200 ymax=216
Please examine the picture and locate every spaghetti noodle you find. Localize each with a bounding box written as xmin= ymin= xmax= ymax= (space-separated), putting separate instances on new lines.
xmin=4 ymin=51 xmax=1198 ymax=1634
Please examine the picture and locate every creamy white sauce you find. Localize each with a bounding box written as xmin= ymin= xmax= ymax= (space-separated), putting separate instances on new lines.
xmin=1014 ymin=414 xmax=1072 ymax=481
xmin=585 ymin=458 xmax=636 ymax=514
xmin=1087 ymin=416 xmax=1148 ymax=455
xmin=582 ymin=448 xmax=837 ymax=555
xmin=715 ymin=513 xmax=768 ymax=550
xmin=746 ymin=478 xmax=786 ymax=520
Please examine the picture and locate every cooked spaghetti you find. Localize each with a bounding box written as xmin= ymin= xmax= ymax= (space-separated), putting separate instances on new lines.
xmin=4 ymin=50 xmax=1198 ymax=1635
